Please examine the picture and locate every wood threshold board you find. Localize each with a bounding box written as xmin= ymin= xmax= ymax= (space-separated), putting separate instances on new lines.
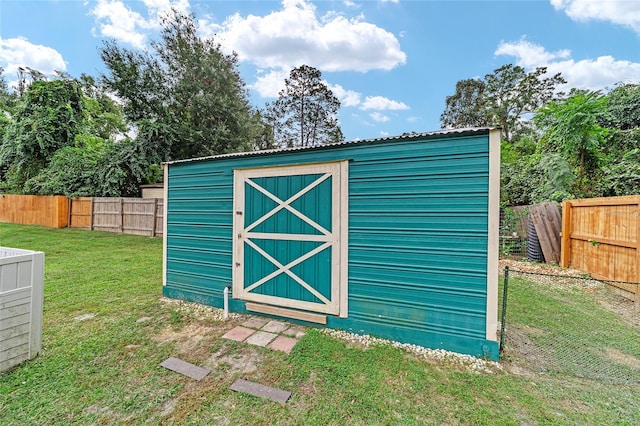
xmin=245 ymin=303 xmax=327 ymax=325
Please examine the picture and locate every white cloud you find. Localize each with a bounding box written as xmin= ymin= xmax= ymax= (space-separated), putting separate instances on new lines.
xmin=496 ymin=39 xmax=640 ymax=91
xmin=369 ymin=112 xmax=390 ymax=122
xmin=360 ymin=95 xmax=409 ymax=111
xmin=90 ymin=0 xmax=190 ymax=48
xmin=551 ymin=0 xmax=640 ymax=33
xmin=495 ymin=38 xmax=570 ymax=69
xmin=0 ymin=37 xmax=66 ymax=79
xmin=330 ymin=83 xmax=361 ymax=107
xmin=202 ymin=0 xmax=406 ymax=72
xmin=251 ymin=69 xmax=289 ymax=98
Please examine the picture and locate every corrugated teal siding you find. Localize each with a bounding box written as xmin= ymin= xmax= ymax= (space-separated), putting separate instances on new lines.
xmin=164 ymin=131 xmax=498 ymax=359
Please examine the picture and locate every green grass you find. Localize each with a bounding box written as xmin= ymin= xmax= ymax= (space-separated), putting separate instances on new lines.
xmin=505 ymin=275 xmax=640 ymax=384
xmin=1 ymin=223 xmax=639 ymax=425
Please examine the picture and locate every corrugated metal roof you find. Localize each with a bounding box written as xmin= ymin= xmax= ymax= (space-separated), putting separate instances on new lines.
xmin=164 ymin=127 xmax=496 ymax=165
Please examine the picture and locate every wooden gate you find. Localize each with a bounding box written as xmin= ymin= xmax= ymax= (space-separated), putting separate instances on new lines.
xmin=232 ymin=162 xmax=348 ymax=318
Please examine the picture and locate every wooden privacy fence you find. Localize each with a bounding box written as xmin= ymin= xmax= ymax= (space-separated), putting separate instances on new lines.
xmin=70 ymin=197 xmax=164 ymax=237
xmin=562 ymin=195 xmax=640 ymax=297
xmin=0 ymin=195 xmax=69 ymax=228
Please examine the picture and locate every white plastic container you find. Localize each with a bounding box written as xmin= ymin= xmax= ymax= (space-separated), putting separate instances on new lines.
xmin=0 ymin=247 xmax=44 ymax=372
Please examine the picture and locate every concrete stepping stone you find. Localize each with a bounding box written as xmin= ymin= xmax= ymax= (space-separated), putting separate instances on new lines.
xmin=267 ymin=335 xmax=298 ymax=354
xmin=222 ymin=326 xmax=255 ymax=342
xmin=262 ymin=320 xmax=289 ymax=334
xmin=242 ymin=317 xmax=269 ymax=329
xmin=160 ymin=357 xmax=210 ymax=381
xmin=230 ymin=379 xmax=291 ymax=404
xmin=246 ymin=331 xmax=277 ymax=347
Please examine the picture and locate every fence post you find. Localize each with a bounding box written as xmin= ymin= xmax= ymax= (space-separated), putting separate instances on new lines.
xmin=120 ymin=198 xmax=124 ymax=233
xmin=152 ymin=198 xmax=158 ymax=237
xmin=89 ymin=198 xmax=94 ymax=230
xmin=499 ymin=266 xmax=509 ymax=354
xmin=68 ymin=198 xmax=72 ymax=228
xmin=561 ymin=200 xmax=571 ymax=267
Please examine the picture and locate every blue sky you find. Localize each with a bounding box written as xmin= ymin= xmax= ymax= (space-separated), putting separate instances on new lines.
xmin=1 ymin=0 xmax=639 ymax=141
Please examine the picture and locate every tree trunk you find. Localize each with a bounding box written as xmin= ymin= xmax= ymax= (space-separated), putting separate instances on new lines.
xmin=300 ymin=95 xmax=305 ymax=147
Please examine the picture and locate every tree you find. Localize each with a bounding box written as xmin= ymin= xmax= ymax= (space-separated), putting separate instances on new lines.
xmin=534 ymin=90 xmax=609 ymax=196
xmin=599 ymin=83 xmax=640 ymax=130
xmin=100 ymin=9 xmax=264 ymax=161
xmin=441 ymin=64 xmax=566 ymax=142
xmin=0 ymin=79 xmax=85 ymax=191
xmin=0 ymin=70 xmax=151 ymax=197
xmin=267 ymin=65 xmax=343 ymax=148
xmin=0 ymin=68 xmax=16 ymax=145
xmin=440 ymin=78 xmax=487 ymax=129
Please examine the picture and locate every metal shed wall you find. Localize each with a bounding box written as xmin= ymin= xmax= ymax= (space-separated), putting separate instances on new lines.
xmin=163 ymin=129 xmax=500 ymax=359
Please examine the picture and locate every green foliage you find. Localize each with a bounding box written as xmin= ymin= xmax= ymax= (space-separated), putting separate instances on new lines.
xmin=440 ymin=78 xmax=487 ymax=128
xmin=441 ymin=64 xmax=565 ymax=142
xmin=0 ymin=71 xmax=150 ymax=197
xmin=25 ymin=144 xmax=101 ymax=197
xmin=0 ymin=67 xmax=18 ymax=118
xmin=100 ymin=9 xmax=265 ymax=161
xmin=535 ymin=90 xmax=609 ymax=196
xmin=97 ymin=138 xmax=155 ymax=196
xmin=599 ymin=148 xmax=640 ymax=196
xmin=599 ymin=83 xmax=640 ymax=130
xmin=266 ymin=65 xmax=344 ymax=147
xmin=500 ymin=134 xmax=537 ymax=164
xmin=499 ymin=206 xmax=528 ymax=257
xmin=0 ymin=79 xmax=85 ymax=191
xmin=537 ymin=153 xmax=575 ymax=202
xmin=500 ymin=155 xmax=545 ymax=205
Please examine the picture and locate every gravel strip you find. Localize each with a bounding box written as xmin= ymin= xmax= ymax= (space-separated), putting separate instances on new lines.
xmin=499 ymin=259 xmax=590 ymax=277
xmin=160 ymin=297 xmax=243 ymax=321
xmin=321 ymin=329 xmax=503 ymax=374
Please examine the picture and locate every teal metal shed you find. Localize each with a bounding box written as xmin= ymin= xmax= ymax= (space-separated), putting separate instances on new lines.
xmin=162 ymin=128 xmax=501 ymax=359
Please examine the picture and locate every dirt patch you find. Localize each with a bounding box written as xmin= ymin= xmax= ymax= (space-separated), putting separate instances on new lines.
xmin=299 ymin=371 xmax=319 ymax=395
xmin=73 ymin=313 xmax=97 ymax=321
xmin=595 ymin=292 xmax=640 ymax=328
xmin=204 ymin=343 xmax=263 ymax=377
xmin=605 ymin=348 xmax=640 ymax=370
xmin=502 ymin=324 xmax=551 ymax=377
xmin=152 ymin=322 xmax=219 ymax=354
xmin=158 ymin=398 xmax=178 ymax=417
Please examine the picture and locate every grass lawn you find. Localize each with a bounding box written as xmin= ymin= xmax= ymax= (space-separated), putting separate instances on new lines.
xmin=1 ymin=223 xmax=639 ymax=425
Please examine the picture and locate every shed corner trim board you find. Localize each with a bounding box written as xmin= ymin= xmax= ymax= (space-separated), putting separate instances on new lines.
xmin=486 ymin=128 xmax=501 ymax=343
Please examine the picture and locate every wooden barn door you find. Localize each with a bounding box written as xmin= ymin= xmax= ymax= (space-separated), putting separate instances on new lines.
xmin=232 ymin=162 xmax=348 ymax=317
